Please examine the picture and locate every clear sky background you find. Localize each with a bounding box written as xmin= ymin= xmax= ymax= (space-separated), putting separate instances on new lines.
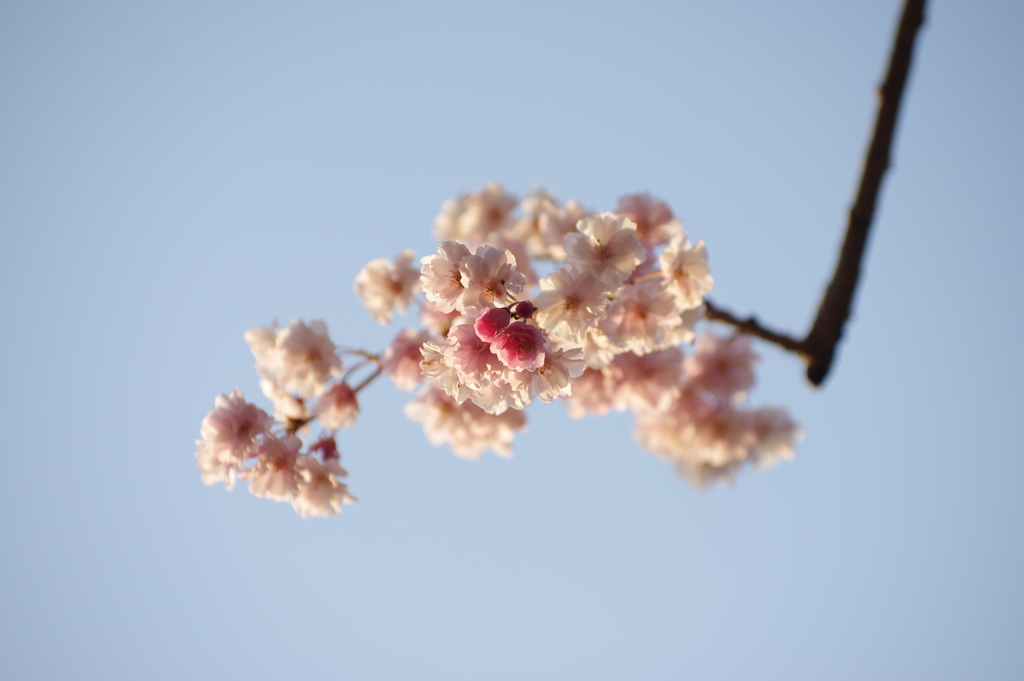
xmin=2 ymin=1 xmax=1022 ymax=679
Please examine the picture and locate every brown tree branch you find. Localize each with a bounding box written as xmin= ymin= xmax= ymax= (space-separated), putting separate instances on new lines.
xmin=705 ymin=0 xmax=926 ymax=387
xmin=703 ymin=300 xmax=807 ymax=356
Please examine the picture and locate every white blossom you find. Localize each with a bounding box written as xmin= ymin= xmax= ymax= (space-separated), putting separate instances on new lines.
xmin=382 ymin=328 xmax=431 ymax=392
xmin=312 ymin=382 xmax=359 ymax=430
xmin=195 ymin=390 xmax=272 ymax=490
xmin=609 ymin=348 xmax=684 ymax=413
xmin=293 ymin=457 xmax=357 ymax=518
xmin=684 ymin=332 xmax=758 ymax=402
xmin=538 ymin=199 xmax=590 ymax=260
xmin=659 ymin=234 xmax=713 ymax=310
xmin=563 ymin=213 xmax=646 ymax=289
xmin=534 ymin=268 xmax=609 ymax=342
xmin=420 ymin=241 xmax=472 ymax=314
xmin=434 ymin=182 xmax=518 ymax=246
xmin=405 ymin=384 xmax=526 ymax=459
xmin=615 ymin=192 xmax=683 ymax=249
xmin=458 ymin=245 xmax=526 ymax=313
xmin=243 ymin=434 xmax=303 ymax=501
xmin=354 ymin=249 xmax=422 ymax=324
xmin=517 ymin=347 xmax=585 ymax=403
xmin=600 ymin=279 xmax=683 ymax=355
xmin=246 ymin=319 xmax=343 ymax=399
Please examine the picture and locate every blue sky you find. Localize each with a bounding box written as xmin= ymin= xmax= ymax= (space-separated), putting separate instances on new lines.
xmin=2 ymin=1 xmax=1022 ymax=679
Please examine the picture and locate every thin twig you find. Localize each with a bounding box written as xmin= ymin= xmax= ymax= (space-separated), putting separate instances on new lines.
xmin=705 ymin=0 xmax=926 ymax=387
xmin=352 ymin=366 xmax=383 ymax=394
xmin=703 ymin=300 xmax=807 ymax=356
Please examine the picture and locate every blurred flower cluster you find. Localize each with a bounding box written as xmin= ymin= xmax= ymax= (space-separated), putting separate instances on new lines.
xmin=195 ymin=183 xmax=801 ymax=516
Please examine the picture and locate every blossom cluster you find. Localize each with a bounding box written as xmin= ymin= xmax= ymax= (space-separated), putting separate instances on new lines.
xmin=195 ymin=383 xmax=356 ymax=518
xmin=195 ymin=183 xmax=801 ymax=516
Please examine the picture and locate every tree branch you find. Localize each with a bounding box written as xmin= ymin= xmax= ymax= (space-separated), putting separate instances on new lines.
xmin=705 ymin=0 xmax=927 ymax=387
xmin=703 ymin=300 xmax=807 ymax=356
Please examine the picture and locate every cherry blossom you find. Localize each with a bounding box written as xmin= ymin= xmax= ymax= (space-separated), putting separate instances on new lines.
xmin=684 ymin=332 xmax=758 ymax=402
xmin=404 ymin=384 xmax=527 ymax=459
xmin=517 ymin=346 xmax=585 ymax=403
xmin=194 ymin=389 xmax=272 ymax=489
xmin=660 ymin=234 xmax=714 ymax=310
xmin=489 ymin=321 xmax=547 ymax=372
xmin=600 ymin=279 xmax=683 ymax=355
xmin=458 ymin=245 xmax=527 ymax=313
xmin=419 ymin=340 xmax=474 ymax=405
xmin=562 ymin=368 xmax=615 ymax=419
xmin=244 ymin=434 xmax=303 ymax=501
xmin=538 ymin=199 xmax=591 ymax=260
xmin=246 ymin=319 xmax=343 ymax=399
xmin=434 ymin=182 xmax=518 ymax=246
xmin=473 ymin=307 xmax=512 ymax=343
xmin=294 ymin=457 xmax=356 ymax=518
xmin=615 ymin=192 xmax=683 ymax=250
xmin=354 ymin=250 xmax=422 ymax=324
xmin=750 ymin=408 xmax=803 ymax=469
xmin=608 ymin=348 xmax=684 ymax=413
xmin=197 ymin=389 xmax=272 ymax=467
xmin=534 ymin=268 xmax=609 ymax=342
xmin=313 ymin=382 xmax=359 ymax=430
xmin=446 ymin=323 xmax=504 ymax=387
xmin=420 ymin=241 xmax=472 ymax=314
xmin=564 ymin=213 xmax=646 ymax=289
xmin=382 ymin=328 xmax=431 ymax=392
xmin=195 ymin=183 xmax=802 ymax=517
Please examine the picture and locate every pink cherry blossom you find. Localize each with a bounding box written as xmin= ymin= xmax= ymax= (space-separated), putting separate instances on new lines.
xmin=609 ymin=348 xmax=684 ymax=413
xmin=247 ymin=319 xmax=343 ymax=399
xmin=312 ymin=382 xmax=359 ymax=430
xmin=563 ymin=213 xmax=646 ymax=289
xmin=659 ymin=234 xmax=713 ymax=310
xmin=195 ymin=442 xmax=239 ymax=490
xmin=308 ymin=436 xmax=343 ymax=463
xmin=750 ymin=407 xmax=803 ymax=469
xmin=615 ymin=192 xmax=683 ymax=250
xmin=489 ymin=321 xmax=547 ymax=372
xmin=511 ymin=300 xmax=535 ymax=320
xmin=197 ymin=183 xmax=804 ymax=514
xmin=458 ymin=245 xmax=526 ymax=313
xmin=600 ymin=279 xmax=683 ymax=355
xmin=434 ymin=182 xmax=518 ymax=246
xmin=293 ymin=456 xmax=357 ymax=518
xmin=506 ymin=187 xmax=560 ymax=258
xmin=404 ymin=384 xmax=527 ymax=460
xmin=473 ymin=307 xmax=512 ymax=343
xmin=538 ymin=198 xmax=590 ymax=259
xmin=574 ymin=327 xmax=625 ymax=369
xmin=197 ymin=389 xmax=272 ymax=466
xmin=447 ymin=323 xmax=504 ymax=387
xmin=534 ymin=268 xmax=609 ymax=342
xmin=419 ymin=306 xmax=465 ymax=338
xmin=469 ymin=378 xmax=527 ymax=415
xmin=684 ymin=332 xmax=758 ymax=402
xmin=258 ymin=377 xmax=308 ymax=422
xmin=420 ymin=241 xmax=472 ymax=314
xmin=353 ymin=249 xmax=422 ymax=324
xmin=483 ymin=230 xmax=538 ymax=290
xmin=517 ymin=347 xmax=585 ymax=403
xmin=244 ymin=434 xmax=303 ymax=501
xmin=419 ymin=340 xmax=474 ymax=405
xmin=382 ymin=327 xmax=431 ymax=392
xmin=562 ymin=368 xmax=614 ymax=419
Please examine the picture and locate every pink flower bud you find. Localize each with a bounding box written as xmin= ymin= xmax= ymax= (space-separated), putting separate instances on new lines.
xmin=489 ymin=321 xmax=547 ymax=372
xmin=309 ymin=436 xmax=341 ymax=461
xmin=474 ymin=307 xmax=512 ymax=343
xmin=511 ymin=300 xmax=535 ymax=320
